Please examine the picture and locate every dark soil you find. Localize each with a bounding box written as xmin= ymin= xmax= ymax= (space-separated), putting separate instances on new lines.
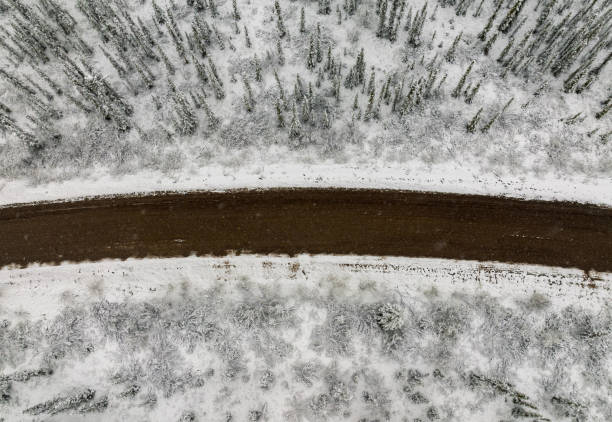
xmin=1 ymin=189 xmax=611 ymax=271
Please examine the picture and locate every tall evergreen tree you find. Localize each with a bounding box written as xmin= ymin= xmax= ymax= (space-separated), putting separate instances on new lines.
xmin=244 ymin=25 xmax=252 ymax=48
xmin=289 ymin=102 xmax=301 ymax=139
xmin=254 ymin=55 xmax=262 ymax=82
xmin=232 ymin=0 xmax=241 ymax=21
xmin=445 ymin=32 xmax=462 ymax=63
xmin=307 ymin=35 xmax=316 ymax=70
xmin=483 ymin=33 xmax=498 ymax=56
xmin=316 ymin=23 xmax=322 ymax=63
xmin=465 ymin=80 xmax=481 ymax=104
xmin=300 ymin=8 xmax=306 ymax=33
xmin=466 ymin=108 xmax=483 ymax=133
xmin=481 ymin=97 xmax=513 ymax=133
xmin=276 ymin=38 xmax=285 ymax=66
xmin=452 ymin=60 xmax=474 ymax=98
xmin=276 ymin=100 xmax=285 ymax=127
xmin=377 ymin=0 xmax=388 ymax=38
xmin=498 ymin=0 xmax=526 ymax=34
xmin=274 ymin=1 xmax=287 ymax=38
xmin=201 ymin=98 xmax=220 ymax=130
xmin=274 ymin=69 xmax=285 ymax=104
xmin=242 ymin=75 xmax=255 ymax=112
xmin=478 ymin=1 xmax=502 ymax=41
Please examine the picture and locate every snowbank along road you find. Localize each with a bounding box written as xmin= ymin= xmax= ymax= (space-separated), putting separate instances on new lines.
xmin=1 ymin=189 xmax=611 ymax=272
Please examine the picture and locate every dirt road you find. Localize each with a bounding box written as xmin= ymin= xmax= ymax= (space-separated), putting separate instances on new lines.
xmin=1 ymin=189 xmax=611 ymax=271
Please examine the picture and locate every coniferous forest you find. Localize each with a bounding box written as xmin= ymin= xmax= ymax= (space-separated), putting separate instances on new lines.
xmin=0 ymin=0 xmax=610 ymax=185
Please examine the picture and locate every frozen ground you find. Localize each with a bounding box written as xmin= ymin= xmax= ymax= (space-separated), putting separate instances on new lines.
xmin=1 ymin=255 xmax=610 ymax=421
xmin=0 ymin=0 xmax=611 ymax=205
xmin=2 ymin=160 xmax=612 ymax=206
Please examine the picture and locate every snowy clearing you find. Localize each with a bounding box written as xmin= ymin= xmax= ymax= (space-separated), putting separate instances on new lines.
xmin=2 ymin=161 xmax=612 ymax=206
xmin=1 ymin=255 xmax=610 ymax=421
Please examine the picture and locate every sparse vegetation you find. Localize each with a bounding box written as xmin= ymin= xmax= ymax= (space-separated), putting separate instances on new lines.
xmin=1 ymin=259 xmax=609 ymax=420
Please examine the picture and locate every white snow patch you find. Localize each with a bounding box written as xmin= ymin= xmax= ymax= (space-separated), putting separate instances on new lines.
xmin=1 ymin=161 xmax=612 ymax=206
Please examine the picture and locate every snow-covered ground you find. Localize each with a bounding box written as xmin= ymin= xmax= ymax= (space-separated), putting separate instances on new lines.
xmin=1 ymin=255 xmax=610 ymax=421
xmin=2 ymin=160 xmax=612 ymax=206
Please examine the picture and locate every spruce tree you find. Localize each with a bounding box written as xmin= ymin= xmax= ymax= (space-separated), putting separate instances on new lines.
xmin=152 ymin=1 xmax=165 ymax=25
xmin=276 ymin=100 xmax=285 ymax=127
xmin=473 ymin=0 xmax=485 ymax=18
xmin=294 ymin=74 xmax=305 ymax=102
xmin=0 ymin=68 xmax=36 ymax=97
xmin=364 ymin=89 xmax=375 ymax=121
xmin=210 ymin=73 xmax=225 ymax=100
xmin=334 ymin=76 xmax=341 ymax=104
xmin=497 ymin=37 xmax=515 ymax=64
xmin=232 ymin=0 xmax=241 ymax=21
xmin=576 ymin=52 xmax=611 ymax=94
xmin=274 ymin=69 xmax=285 ymax=104
xmin=166 ymin=8 xmax=182 ymax=41
xmin=192 ymin=21 xmax=209 ymax=58
xmin=212 ymin=25 xmax=225 ymax=50
xmin=244 ymin=26 xmax=252 ymax=48
xmin=316 ymin=68 xmax=323 ymax=87
xmin=276 ymin=38 xmax=285 ymax=66
xmin=323 ymin=109 xmax=331 ymax=129
xmin=325 ymin=46 xmax=333 ymax=71
xmin=300 ymin=8 xmax=306 ymax=33
xmin=445 ymin=31 xmax=462 ymax=63
xmin=134 ymin=20 xmax=154 ymax=48
xmin=466 ymin=107 xmax=482 ymax=133
xmin=254 ymin=55 xmax=262 ymax=82
xmin=316 ymin=23 xmax=322 ymax=63
xmin=465 ymin=80 xmax=481 ymax=104
xmin=194 ymin=56 xmax=209 ymax=85
xmin=563 ymin=59 xmax=592 ymax=93
xmin=377 ymin=0 xmax=388 ymax=38
xmin=483 ymin=33 xmax=498 ymax=56
xmin=173 ymin=91 xmax=197 ymax=135
xmin=392 ymin=85 xmax=402 ymax=112
xmin=407 ymin=3 xmax=427 ymax=47
xmin=595 ymin=96 xmax=610 ymax=120
xmin=367 ymin=69 xmax=376 ymax=96
xmin=498 ymin=0 xmax=526 ymax=34
xmin=386 ymin=0 xmax=401 ymax=37
xmin=201 ymin=98 xmax=220 ymax=130
xmin=481 ymin=97 xmax=513 ymax=133
xmin=242 ymin=75 xmax=255 ymax=112
xmin=208 ymin=57 xmax=222 ymax=86
xmin=275 ymin=1 xmax=287 ymax=38
xmin=190 ymin=91 xmax=202 ymax=109
xmin=0 ymin=101 xmax=12 ymax=114
xmin=100 ymin=46 xmax=127 ymax=78
xmin=478 ymin=1 xmax=502 ymax=41
xmin=404 ymin=7 xmax=413 ymax=33
xmin=289 ymin=102 xmax=301 ymax=139
xmin=452 ymin=60 xmax=474 ymax=98
xmin=307 ymin=35 xmax=316 ymax=70
xmin=169 ymin=25 xmax=188 ymax=64
xmin=301 ymin=97 xmax=311 ymax=123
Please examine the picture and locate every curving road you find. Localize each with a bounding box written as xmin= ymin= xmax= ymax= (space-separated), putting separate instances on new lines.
xmin=1 ymin=189 xmax=611 ymax=271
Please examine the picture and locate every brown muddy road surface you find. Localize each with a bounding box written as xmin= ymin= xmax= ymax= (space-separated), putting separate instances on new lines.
xmin=1 ymin=189 xmax=611 ymax=272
